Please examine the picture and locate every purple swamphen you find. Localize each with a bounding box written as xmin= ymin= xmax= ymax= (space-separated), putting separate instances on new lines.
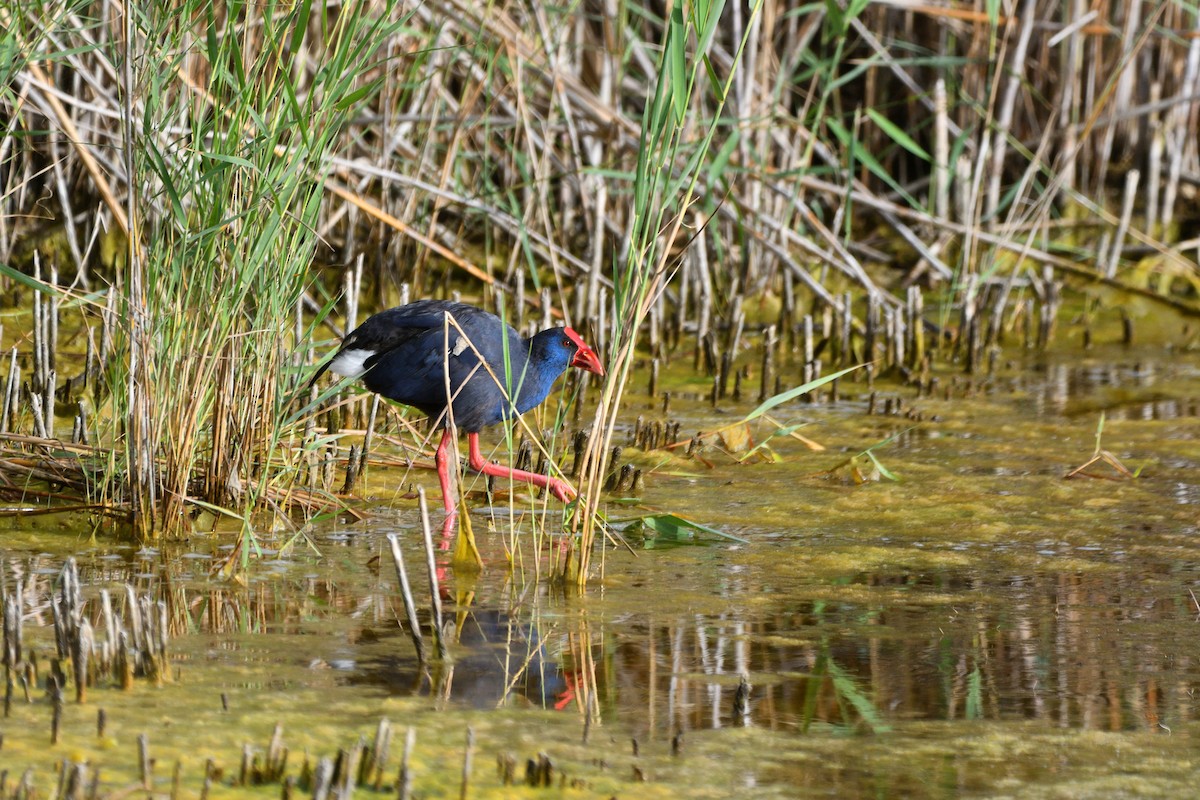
xmin=311 ymin=300 xmax=605 ymax=514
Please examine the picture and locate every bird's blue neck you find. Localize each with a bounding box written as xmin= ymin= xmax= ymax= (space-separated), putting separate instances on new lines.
xmin=500 ymin=334 xmax=569 ymax=419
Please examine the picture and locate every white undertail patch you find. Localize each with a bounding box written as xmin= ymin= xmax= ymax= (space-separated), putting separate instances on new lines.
xmin=451 ymin=335 xmax=469 ymax=357
xmin=327 ymin=348 xmax=374 ymax=377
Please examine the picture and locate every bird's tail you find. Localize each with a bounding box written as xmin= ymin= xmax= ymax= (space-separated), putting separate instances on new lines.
xmin=307 ymin=359 xmax=333 ymax=390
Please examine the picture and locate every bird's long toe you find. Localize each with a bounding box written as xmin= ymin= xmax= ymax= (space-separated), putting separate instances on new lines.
xmin=546 ymin=478 xmax=577 ymax=503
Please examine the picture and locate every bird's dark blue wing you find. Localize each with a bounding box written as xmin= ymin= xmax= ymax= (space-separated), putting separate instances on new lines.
xmin=314 ymin=299 xmax=532 ymax=430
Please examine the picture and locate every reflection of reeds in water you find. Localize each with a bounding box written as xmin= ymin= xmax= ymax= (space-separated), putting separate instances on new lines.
xmin=2 ymin=559 xmax=170 ymax=716
xmin=604 ymin=569 xmax=1200 ymax=736
xmin=0 ymin=549 xmax=616 ymax=795
xmin=9 ymin=516 xmax=1200 ymax=741
xmin=5 ymin=541 xmax=1199 ymax=793
xmin=8 ymin=514 xmax=1200 ymax=740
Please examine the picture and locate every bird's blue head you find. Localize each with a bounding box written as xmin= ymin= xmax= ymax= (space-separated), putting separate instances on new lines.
xmin=506 ymin=326 xmax=604 ymax=417
xmin=528 ymin=326 xmax=605 ymax=378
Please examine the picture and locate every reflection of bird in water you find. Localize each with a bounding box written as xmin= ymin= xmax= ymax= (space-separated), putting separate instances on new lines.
xmin=348 ymin=609 xmax=582 ymax=710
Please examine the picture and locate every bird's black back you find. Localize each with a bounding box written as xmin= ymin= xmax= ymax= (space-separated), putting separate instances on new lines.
xmin=315 ymin=300 xmax=566 ymax=432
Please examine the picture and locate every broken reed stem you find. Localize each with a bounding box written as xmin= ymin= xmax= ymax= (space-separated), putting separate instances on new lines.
xmin=139 ymin=733 xmax=152 ymax=790
xmin=367 ymin=718 xmax=392 ymax=790
xmin=416 ymin=488 xmax=448 ymax=661
xmin=386 ymin=533 xmax=426 ymax=664
xmin=1105 ymin=168 xmax=1140 ymax=279
xmin=398 ymin=726 xmax=416 ymax=800
xmin=459 ymin=726 xmax=475 ymax=800
xmin=1 ymin=346 xmax=18 ymax=433
xmin=361 ymin=394 xmax=380 ymax=479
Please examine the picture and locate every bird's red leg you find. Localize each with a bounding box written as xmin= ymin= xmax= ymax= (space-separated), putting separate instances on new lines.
xmin=434 ymin=429 xmax=459 ymax=516
xmin=466 ymin=433 xmax=577 ymax=503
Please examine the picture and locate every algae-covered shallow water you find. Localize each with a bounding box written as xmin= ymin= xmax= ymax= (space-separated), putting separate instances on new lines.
xmin=3 ymin=342 xmax=1199 ymax=798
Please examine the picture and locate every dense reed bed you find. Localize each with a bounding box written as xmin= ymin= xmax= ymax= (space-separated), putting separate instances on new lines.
xmin=1 ymin=1 xmax=1197 ymax=571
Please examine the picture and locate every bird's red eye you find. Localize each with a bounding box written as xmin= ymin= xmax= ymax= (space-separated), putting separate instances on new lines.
xmin=563 ymin=337 xmax=571 ymax=348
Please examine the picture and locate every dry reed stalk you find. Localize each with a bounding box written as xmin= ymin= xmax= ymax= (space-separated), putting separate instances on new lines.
xmin=417 ymin=488 xmax=448 ymax=661
xmin=387 ymin=532 xmax=425 ymax=663
xmin=984 ymin=0 xmax=1038 ymax=225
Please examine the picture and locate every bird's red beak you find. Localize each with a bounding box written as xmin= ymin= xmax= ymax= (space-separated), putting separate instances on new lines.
xmin=563 ymin=327 xmax=605 ymax=376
